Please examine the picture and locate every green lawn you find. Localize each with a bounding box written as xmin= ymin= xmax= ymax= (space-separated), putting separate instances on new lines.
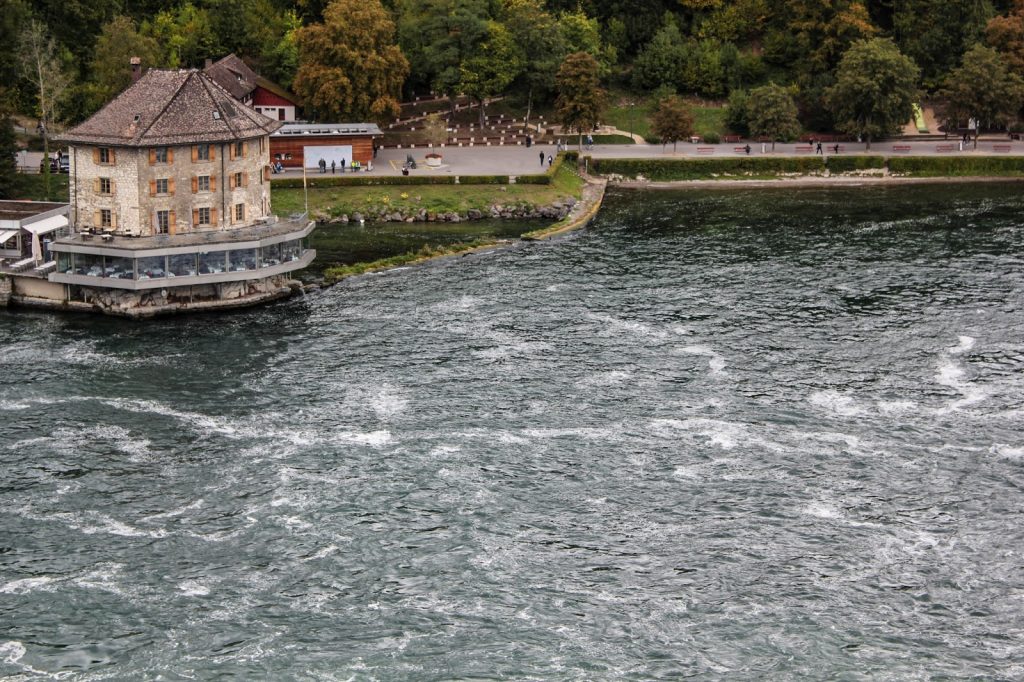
xmin=604 ymin=94 xmax=729 ymax=141
xmin=273 ymin=162 xmax=583 ymax=220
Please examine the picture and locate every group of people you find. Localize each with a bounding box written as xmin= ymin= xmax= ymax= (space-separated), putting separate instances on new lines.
xmin=318 ymin=157 xmax=347 ymax=174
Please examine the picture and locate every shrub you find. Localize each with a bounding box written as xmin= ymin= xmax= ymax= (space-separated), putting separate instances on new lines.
xmin=826 ymin=156 xmax=886 ymax=173
xmin=590 ymin=156 xmax=825 ymax=180
xmin=702 ymin=132 xmax=721 ymax=144
xmin=886 ymin=155 xmax=1024 ymax=177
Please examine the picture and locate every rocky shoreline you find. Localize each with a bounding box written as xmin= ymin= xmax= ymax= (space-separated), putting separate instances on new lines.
xmin=312 ymin=198 xmax=578 ymax=225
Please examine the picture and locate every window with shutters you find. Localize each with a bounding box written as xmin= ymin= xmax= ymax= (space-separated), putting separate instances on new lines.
xmin=99 ymin=178 xmax=111 ymax=194
xmin=233 ymin=172 xmax=243 ymax=188
xmin=154 ymin=147 xmax=168 ymax=163
xmin=198 ymin=207 xmax=211 ymax=225
xmin=234 ymin=203 xmax=244 ymax=222
xmin=155 ymin=178 xmax=169 ymax=195
xmin=233 ymin=141 xmax=244 ymax=158
xmin=98 ymin=148 xmax=112 ymax=164
xmin=196 ymin=144 xmax=210 ymax=161
xmin=156 ymin=210 xmax=170 ymax=234
xmin=197 ymin=175 xmax=210 ymax=192
xmin=100 ymin=209 xmax=112 ymax=227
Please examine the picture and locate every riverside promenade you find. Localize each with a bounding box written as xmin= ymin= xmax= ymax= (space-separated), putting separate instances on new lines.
xmin=286 ymin=138 xmax=1024 ymax=179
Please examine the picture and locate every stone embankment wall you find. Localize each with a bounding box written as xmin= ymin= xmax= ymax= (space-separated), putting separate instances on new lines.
xmin=313 ymin=199 xmax=576 ymax=225
xmin=74 ymin=275 xmax=299 ymax=317
xmin=0 ymin=276 xmax=11 ymax=307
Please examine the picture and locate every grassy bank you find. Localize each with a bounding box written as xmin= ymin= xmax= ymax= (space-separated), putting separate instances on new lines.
xmin=274 ymin=157 xmax=584 ymax=220
xmin=322 ymin=240 xmax=501 ymax=283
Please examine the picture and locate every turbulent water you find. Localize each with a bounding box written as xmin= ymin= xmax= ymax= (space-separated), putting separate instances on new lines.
xmin=2 ymin=182 xmax=1023 ymax=679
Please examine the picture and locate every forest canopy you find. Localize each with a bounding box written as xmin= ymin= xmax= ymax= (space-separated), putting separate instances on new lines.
xmin=6 ymin=0 xmax=1024 ymax=134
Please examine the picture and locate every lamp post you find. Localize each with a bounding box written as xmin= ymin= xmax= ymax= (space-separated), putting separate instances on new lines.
xmin=628 ymin=101 xmax=635 ymax=141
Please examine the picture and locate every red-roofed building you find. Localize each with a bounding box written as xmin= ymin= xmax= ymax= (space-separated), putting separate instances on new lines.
xmin=204 ymin=54 xmax=302 ymax=122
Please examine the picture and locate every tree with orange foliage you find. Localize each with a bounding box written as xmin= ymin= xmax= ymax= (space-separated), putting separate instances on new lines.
xmin=293 ymin=0 xmax=409 ymax=123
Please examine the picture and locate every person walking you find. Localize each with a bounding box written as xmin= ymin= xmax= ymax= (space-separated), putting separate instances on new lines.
xmin=319 ymin=158 xmax=326 ymax=174
xmin=331 ymin=160 xmax=336 ymax=174
xmin=539 ymin=150 xmax=545 ymax=166
xmin=547 ymin=154 xmax=553 ymax=168
xmin=744 ymin=144 xmax=751 ymax=155
xmin=340 ymin=157 xmax=346 ymax=173
xmin=816 ymin=141 xmax=823 ymax=155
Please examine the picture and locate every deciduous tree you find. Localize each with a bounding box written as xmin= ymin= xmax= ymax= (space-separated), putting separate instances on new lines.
xmin=826 ymin=38 xmax=920 ymax=150
xmin=89 ymin=16 xmax=161 ymax=110
xmin=651 ymin=95 xmax=695 ymax=151
xmin=293 ymin=0 xmax=409 ymax=123
xmin=554 ymin=51 xmax=605 ymax=151
xmin=746 ymin=83 xmax=801 ymax=150
xmin=941 ymin=43 xmax=1024 ymax=148
xmin=986 ymin=0 xmax=1024 ymax=72
xmin=459 ymin=21 xmax=524 ymax=126
xmin=0 ymin=99 xmax=19 ymax=200
xmin=19 ymin=20 xmax=71 ymax=200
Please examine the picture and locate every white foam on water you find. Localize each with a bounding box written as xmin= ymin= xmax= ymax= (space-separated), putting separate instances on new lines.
xmin=990 ymin=443 xmax=1024 ymax=461
xmin=16 ymin=506 xmax=169 ymax=539
xmin=94 ymin=397 xmax=239 ymax=437
xmin=177 ymin=580 xmax=210 ymax=597
xmin=304 ymin=545 xmax=339 ymax=561
xmin=948 ymin=335 xmax=976 ymax=355
xmin=808 ymin=390 xmax=866 ymax=416
xmin=585 ymin=312 xmax=669 ymax=340
xmin=369 ymin=386 xmax=409 ymax=421
xmin=0 ymin=576 xmax=57 ymax=594
xmin=433 ymin=294 xmax=481 ymax=312
xmin=803 ymin=501 xmax=843 ymax=520
xmin=0 ymin=400 xmax=31 ymax=411
xmin=877 ymin=400 xmax=919 ymax=414
xmin=333 ymin=430 xmax=392 ymax=447
xmin=142 ymin=499 xmax=204 ymax=521
xmin=74 ymin=563 xmax=132 ymax=599
xmin=675 ymin=345 xmax=728 ymax=375
xmin=934 ymin=355 xmax=988 ymax=413
xmin=576 ymin=369 xmax=633 ymax=388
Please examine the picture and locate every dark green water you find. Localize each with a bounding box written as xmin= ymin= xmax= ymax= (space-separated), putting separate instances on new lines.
xmin=307 ymin=219 xmax=534 ymax=278
xmin=1 ymin=182 xmax=1023 ymax=679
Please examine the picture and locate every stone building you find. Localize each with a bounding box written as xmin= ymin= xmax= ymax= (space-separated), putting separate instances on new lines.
xmin=24 ymin=66 xmax=317 ymax=318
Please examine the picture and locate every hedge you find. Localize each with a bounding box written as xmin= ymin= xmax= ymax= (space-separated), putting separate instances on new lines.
xmin=590 ymin=156 xmax=826 ymax=180
xmin=825 ymin=156 xmax=886 ymax=173
xmin=887 ymin=155 xmax=1024 ymax=177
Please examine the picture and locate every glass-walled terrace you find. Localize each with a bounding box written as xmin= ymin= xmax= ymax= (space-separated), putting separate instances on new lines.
xmin=56 ymin=239 xmax=308 ymax=280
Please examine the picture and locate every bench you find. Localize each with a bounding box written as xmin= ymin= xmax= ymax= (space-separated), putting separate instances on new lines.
xmin=795 ymin=145 xmax=813 ymax=153
xmin=696 ymin=146 xmax=715 ymax=155
xmin=892 ymin=145 xmax=912 ymax=153
xmin=733 ymin=146 xmax=751 ymax=154
xmin=723 ymin=135 xmax=741 ymax=144
xmin=993 ymin=144 xmax=1012 ymax=153
xmin=936 ymin=144 xmax=955 ymax=153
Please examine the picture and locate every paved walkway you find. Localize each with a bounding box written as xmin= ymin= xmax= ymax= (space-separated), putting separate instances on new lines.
xmin=285 ymin=138 xmax=1023 ymax=180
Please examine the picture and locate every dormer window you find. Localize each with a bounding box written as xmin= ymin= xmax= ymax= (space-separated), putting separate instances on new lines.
xmin=213 ymin=111 xmax=221 ymax=120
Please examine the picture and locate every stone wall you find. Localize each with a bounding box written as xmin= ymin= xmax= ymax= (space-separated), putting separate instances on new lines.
xmin=0 ymin=275 xmax=11 ymax=307
xmin=70 ymin=137 xmax=272 ymax=237
xmin=71 ymin=275 xmax=299 ymax=317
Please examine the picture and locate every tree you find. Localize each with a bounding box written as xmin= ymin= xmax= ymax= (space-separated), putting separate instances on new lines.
xmin=725 ymin=88 xmax=750 ymax=136
xmin=397 ymin=0 xmax=491 ymax=109
xmin=142 ymin=2 xmax=220 ymax=69
xmin=554 ymin=51 xmax=605 ymax=151
xmin=459 ymin=21 xmax=524 ymax=126
xmin=986 ymin=0 xmax=1024 ymax=72
xmin=631 ymin=16 xmax=687 ymax=91
xmin=746 ymin=83 xmax=801 ymax=150
xmin=893 ymin=0 xmax=995 ymax=88
xmin=19 ymin=20 xmax=71 ymax=201
xmin=0 ymin=99 xmax=19 ymax=200
xmin=500 ymin=0 xmax=564 ymax=127
xmin=826 ymin=38 xmax=920 ymax=150
xmin=651 ymin=95 xmax=695 ymax=152
xmin=88 ymin=16 xmax=161 ymax=111
xmin=293 ymin=0 xmax=409 ymax=123
xmin=941 ymin=43 xmax=1024 ymax=148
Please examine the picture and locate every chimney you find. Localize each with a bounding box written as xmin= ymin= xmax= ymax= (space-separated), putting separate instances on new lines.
xmin=130 ymin=57 xmax=142 ymax=83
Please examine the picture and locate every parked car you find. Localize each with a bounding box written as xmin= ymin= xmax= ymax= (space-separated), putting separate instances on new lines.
xmin=39 ymin=154 xmax=70 ymax=174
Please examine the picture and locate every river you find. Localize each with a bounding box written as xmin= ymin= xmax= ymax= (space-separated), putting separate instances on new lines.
xmin=1 ymin=182 xmax=1023 ymax=679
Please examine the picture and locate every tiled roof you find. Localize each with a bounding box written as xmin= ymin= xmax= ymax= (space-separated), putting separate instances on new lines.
xmin=58 ymin=69 xmax=282 ymax=147
xmin=204 ymin=54 xmax=258 ymax=101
